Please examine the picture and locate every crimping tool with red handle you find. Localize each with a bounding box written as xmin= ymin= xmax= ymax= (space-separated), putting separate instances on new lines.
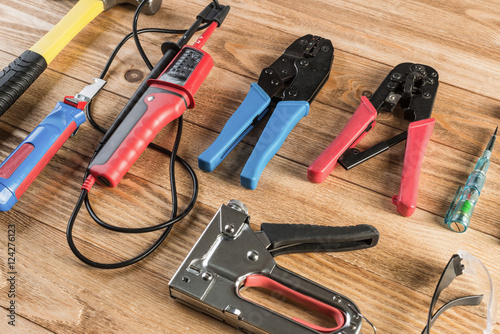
xmin=308 ymin=63 xmax=438 ymax=217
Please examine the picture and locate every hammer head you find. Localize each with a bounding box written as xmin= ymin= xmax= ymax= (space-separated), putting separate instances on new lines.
xmin=103 ymin=0 xmax=162 ymax=15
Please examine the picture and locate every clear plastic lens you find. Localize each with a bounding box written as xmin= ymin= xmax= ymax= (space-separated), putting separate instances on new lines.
xmin=458 ymin=250 xmax=497 ymax=334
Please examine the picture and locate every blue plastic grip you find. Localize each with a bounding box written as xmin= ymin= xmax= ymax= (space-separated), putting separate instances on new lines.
xmin=241 ymin=100 xmax=310 ymax=189
xmin=198 ymin=83 xmax=271 ymax=172
xmin=0 ymin=102 xmax=85 ymax=211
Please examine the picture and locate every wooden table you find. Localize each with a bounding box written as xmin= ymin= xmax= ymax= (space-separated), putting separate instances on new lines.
xmin=0 ymin=0 xmax=499 ymax=333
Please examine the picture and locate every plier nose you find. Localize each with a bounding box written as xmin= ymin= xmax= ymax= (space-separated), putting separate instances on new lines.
xmin=308 ymin=63 xmax=439 ymax=217
xmin=198 ymin=34 xmax=334 ymax=189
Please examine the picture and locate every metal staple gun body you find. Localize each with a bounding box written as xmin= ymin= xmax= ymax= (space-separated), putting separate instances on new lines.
xmin=198 ymin=35 xmax=334 ymax=189
xmin=169 ymin=200 xmax=379 ymax=333
xmin=308 ymin=63 xmax=439 ymax=217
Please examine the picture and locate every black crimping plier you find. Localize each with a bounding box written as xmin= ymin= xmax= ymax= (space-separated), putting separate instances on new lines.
xmin=308 ymin=63 xmax=439 ymax=217
xmin=198 ymin=35 xmax=334 ymax=189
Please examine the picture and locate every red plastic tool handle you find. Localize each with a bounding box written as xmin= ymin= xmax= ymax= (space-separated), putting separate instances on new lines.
xmin=89 ymin=43 xmax=213 ymax=188
xmin=392 ymin=118 xmax=435 ymax=217
xmin=90 ymin=88 xmax=188 ymax=187
xmin=307 ymin=96 xmax=377 ymax=183
xmin=241 ymin=274 xmax=345 ymax=333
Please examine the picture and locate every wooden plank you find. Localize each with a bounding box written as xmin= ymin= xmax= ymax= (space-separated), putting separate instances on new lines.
xmin=0 ymin=0 xmax=498 ymax=333
xmin=2 ymin=46 xmax=497 ymax=235
xmin=1 ymin=0 xmax=499 ymax=99
xmin=0 ymin=210 xmax=235 ymax=333
xmin=1 ymin=118 xmax=497 ymax=332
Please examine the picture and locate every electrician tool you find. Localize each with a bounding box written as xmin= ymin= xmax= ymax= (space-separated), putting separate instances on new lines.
xmin=0 ymin=0 xmax=161 ymax=117
xmin=88 ymin=20 xmax=222 ymax=188
xmin=170 ymin=200 xmax=379 ymax=334
xmin=308 ymin=63 xmax=438 ymax=217
xmin=67 ymin=1 xmax=230 ymax=269
xmin=444 ymin=127 xmax=497 ymax=232
xmin=0 ymin=79 xmax=106 ymax=211
xmin=198 ymin=35 xmax=334 ymax=190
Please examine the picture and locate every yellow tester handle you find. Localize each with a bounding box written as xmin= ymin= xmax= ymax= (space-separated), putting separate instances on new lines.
xmin=30 ymin=0 xmax=104 ymax=64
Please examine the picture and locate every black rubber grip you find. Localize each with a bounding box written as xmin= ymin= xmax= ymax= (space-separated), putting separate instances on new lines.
xmin=0 ymin=50 xmax=47 ymax=116
xmin=261 ymin=223 xmax=379 ymax=256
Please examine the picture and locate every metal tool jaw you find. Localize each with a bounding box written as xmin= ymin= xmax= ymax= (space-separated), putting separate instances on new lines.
xmin=257 ymin=35 xmax=334 ymax=105
xmin=307 ymin=63 xmax=438 ymax=217
xmin=338 ymin=63 xmax=438 ymax=170
xmin=64 ymin=78 xmax=107 ymax=111
xmin=170 ymin=200 xmax=379 ymax=334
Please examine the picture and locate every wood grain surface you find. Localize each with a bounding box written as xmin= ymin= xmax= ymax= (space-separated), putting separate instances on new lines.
xmin=0 ymin=0 xmax=499 ymax=333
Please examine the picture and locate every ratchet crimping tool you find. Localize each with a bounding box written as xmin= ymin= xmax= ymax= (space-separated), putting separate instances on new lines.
xmin=198 ymin=35 xmax=334 ymax=189
xmin=0 ymin=79 xmax=106 ymax=211
xmin=308 ymin=63 xmax=439 ymax=217
xmin=170 ymin=200 xmax=379 ymax=334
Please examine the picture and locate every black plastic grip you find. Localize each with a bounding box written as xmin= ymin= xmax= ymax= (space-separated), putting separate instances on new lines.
xmin=0 ymin=50 xmax=47 ymax=116
xmin=261 ymin=223 xmax=379 ymax=256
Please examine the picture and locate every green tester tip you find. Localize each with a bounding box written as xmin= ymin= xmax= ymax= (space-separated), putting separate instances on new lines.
xmin=444 ymin=126 xmax=497 ymax=232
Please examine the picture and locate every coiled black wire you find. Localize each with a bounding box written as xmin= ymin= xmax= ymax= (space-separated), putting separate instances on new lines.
xmin=67 ymin=0 xmax=209 ymax=269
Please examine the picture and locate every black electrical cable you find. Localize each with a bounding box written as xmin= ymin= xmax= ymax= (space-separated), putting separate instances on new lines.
xmin=66 ymin=115 xmax=197 ymax=269
xmin=66 ymin=0 xmax=216 ymax=269
xmin=133 ymin=0 xmax=154 ymax=70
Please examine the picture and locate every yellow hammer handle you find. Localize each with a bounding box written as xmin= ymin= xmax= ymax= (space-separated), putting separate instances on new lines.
xmin=30 ymin=0 xmax=104 ymax=64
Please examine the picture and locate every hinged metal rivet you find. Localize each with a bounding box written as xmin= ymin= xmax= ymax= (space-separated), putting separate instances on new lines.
xmin=391 ymin=72 xmax=402 ymax=80
xmin=423 ymin=92 xmax=432 ymax=99
xmin=224 ymin=224 xmax=235 ymax=234
xmin=202 ymin=272 xmax=213 ymax=281
xmin=271 ymin=79 xmax=279 ymax=86
xmin=264 ymin=69 xmax=273 ymax=75
xmin=247 ymin=250 xmax=259 ymax=261
xmin=227 ymin=200 xmax=248 ymax=214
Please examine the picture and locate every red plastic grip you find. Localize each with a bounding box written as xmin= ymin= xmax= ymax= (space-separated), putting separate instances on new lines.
xmin=241 ymin=275 xmax=345 ymax=332
xmin=17 ymin=122 xmax=77 ymax=197
xmin=307 ymin=96 xmax=378 ymax=183
xmin=392 ymin=118 xmax=435 ymax=217
xmin=0 ymin=143 xmax=34 ymax=179
xmin=90 ymin=89 xmax=187 ymax=188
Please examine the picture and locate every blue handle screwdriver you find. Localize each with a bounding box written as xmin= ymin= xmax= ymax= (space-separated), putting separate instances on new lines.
xmin=445 ymin=127 xmax=497 ymax=232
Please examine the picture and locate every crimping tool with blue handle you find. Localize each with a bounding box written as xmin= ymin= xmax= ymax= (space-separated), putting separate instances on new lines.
xmin=198 ymin=35 xmax=334 ymax=189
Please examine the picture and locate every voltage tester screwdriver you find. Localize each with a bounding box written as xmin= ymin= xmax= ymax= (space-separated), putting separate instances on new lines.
xmin=445 ymin=127 xmax=497 ymax=232
xmin=67 ymin=1 xmax=230 ymax=268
